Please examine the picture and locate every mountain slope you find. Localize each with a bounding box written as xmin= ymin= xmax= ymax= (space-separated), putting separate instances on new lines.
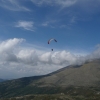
xmin=0 ymin=79 xmax=6 ymax=82
xmin=0 ymin=79 xmax=4 ymax=82
xmin=0 ymin=59 xmax=100 ymax=98
xmin=34 ymin=59 xmax=100 ymax=87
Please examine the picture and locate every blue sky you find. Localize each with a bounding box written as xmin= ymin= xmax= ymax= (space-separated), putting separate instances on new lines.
xmin=0 ymin=0 xmax=100 ymax=79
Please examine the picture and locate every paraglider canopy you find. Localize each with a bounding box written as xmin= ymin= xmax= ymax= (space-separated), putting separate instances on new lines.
xmin=48 ymin=38 xmax=57 ymax=51
xmin=48 ymin=38 xmax=57 ymax=44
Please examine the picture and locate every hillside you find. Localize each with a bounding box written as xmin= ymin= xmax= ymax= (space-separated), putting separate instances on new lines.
xmin=34 ymin=59 xmax=100 ymax=87
xmin=0 ymin=59 xmax=100 ymax=98
xmin=0 ymin=79 xmax=6 ymax=82
xmin=1 ymin=93 xmax=100 ymax=100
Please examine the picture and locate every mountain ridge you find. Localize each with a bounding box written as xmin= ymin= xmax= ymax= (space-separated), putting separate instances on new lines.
xmin=0 ymin=59 xmax=100 ymax=98
xmin=0 ymin=79 xmax=7 ymax=82
xmin=35 ymin=60 xmax=100 ymax=87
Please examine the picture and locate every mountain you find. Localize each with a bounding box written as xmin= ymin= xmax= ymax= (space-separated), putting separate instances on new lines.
xmin=0 ymin=79 xmax=6 ymax=82
xmin=0 ymin=59 xmax=100 ymax=98
xmin=35 ymin=59 xmax=100 ymax=87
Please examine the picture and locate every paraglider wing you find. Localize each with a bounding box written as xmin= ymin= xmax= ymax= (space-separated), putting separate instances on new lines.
xmin=48 ymin=38 xmax=57 ymax=44
xmin=54 ymin=39 xmax=57 ymax=42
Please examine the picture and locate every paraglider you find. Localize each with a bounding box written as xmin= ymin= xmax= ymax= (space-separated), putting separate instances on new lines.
xmin=48 ymin=38 xmax=57 ymax=44
xmin=48 ymin=38 xmax=57 ymax=51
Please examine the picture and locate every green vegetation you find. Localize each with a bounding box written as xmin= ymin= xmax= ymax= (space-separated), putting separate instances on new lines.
xmin=1 ymin=93 xmax=100 ymax=100
xmin=0 ymin=59 xmax=100 ymax=99
xmin=0 ymin=86 xmax=100 ymax=99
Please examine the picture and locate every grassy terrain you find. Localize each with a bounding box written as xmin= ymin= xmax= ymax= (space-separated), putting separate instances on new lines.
xmin=1 ymin=93 xmax=100 ymax=100
xmin=0 ymin=59 xmax=100 ymax=99
xmin=0 ymin=86 xmax=100 ymax=99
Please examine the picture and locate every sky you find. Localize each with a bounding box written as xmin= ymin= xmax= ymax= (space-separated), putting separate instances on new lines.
xmin=0 ymin=0 xmax=100 ymax=79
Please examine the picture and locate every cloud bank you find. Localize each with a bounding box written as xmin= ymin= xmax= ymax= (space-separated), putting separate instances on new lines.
xmin=0 ymin=38 xmax=100 ymax=79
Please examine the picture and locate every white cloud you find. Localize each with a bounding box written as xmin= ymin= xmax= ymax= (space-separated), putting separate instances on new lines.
xmin=42 ymin=22 xmax=48 ymax=27
xmin=31 ymin=0 xmax=100 ymax=27
xmin=15 ymin=21 xmax=35 ymax=31
xmin=41 ymin=20 xmax=58 ymax=28
xmin=31 ymin=0 xmax=100 ymax=10
xmin=0 ymin=0 xmax=30 ymax=11
xmin=0 ymin=38 xmax=100 ymax=79
xmin=31 ymin=0 xmax=77 ymax=7
xmin=57 ymin=0 xmax=77 ymax=7
xmin=0 ymin=38 xmax=24 ymax=62
xmin=76 ymin=0 xmax=100 ymax=11
xmin=0 ymin=38 xmax=24 ymax=52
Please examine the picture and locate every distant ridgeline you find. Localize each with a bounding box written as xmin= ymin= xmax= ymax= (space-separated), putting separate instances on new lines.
xmin=0 ymin=79 xmax=6 ymax=82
